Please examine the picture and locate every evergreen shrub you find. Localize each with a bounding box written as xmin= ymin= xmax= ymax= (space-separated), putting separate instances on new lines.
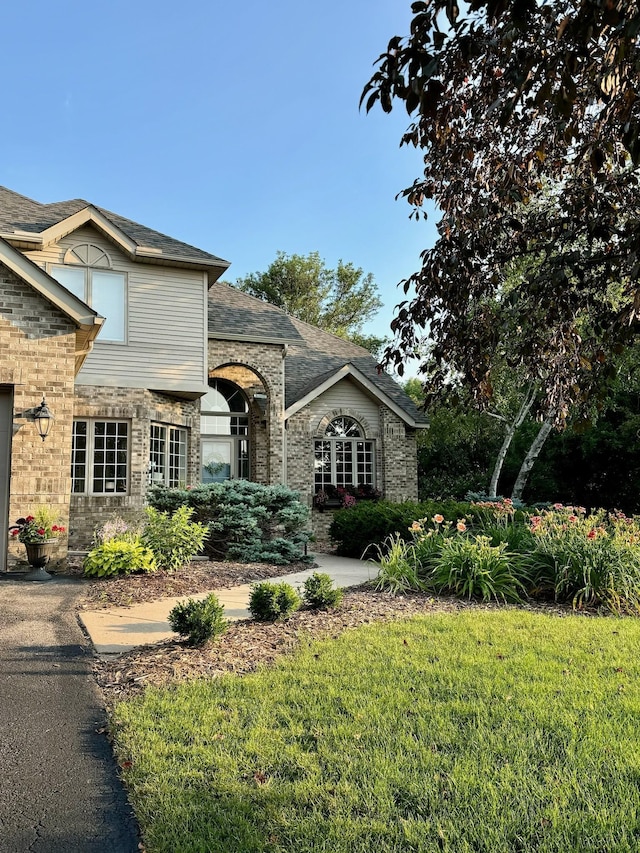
xmin=147 ymin=481 xmax=311 ymax=564
xmin=168 ymin=594 xmax=227 ymax=646
xmin=302 ymin=572 xmax=343 ymax=609
xmin=249 ymin=581 xmax=301 ymax=621
xmin=329 ymin=500 xmax=487 ymax=558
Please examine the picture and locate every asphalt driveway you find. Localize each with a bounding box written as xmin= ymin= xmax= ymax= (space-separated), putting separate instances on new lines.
xmin=0 ymin=575 xmax=139 ymax=852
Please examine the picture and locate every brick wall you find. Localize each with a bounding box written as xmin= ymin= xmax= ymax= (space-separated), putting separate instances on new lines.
xmin=69 ymin=386 xmax=200 ymax=547
xmin=0 ymin=264 xmax=77 ymax=566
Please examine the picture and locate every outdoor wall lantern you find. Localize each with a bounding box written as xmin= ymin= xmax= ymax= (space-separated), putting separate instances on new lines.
xmin=33 ymin=396 xmax=54 ymax=441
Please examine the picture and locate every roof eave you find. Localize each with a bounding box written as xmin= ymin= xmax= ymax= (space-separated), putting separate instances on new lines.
xmin=285 ymin=364 xmax=427 ymax=428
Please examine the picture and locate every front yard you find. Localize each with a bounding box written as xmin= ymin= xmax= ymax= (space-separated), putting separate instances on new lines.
xmin=109 ymin=605 xmax=640 ymax=853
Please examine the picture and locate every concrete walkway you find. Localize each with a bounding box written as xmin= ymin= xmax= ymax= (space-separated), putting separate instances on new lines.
xmin=80 ymin=554 xmax=376 ymax=658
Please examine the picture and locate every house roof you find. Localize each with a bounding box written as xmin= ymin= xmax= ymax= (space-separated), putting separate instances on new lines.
xmin=0 ymin=186 xmax=230 ymax=277
xmin=208 ymin=282 xmax=427 ymax=427
xmin=0 ymin=236 xmax=103 ymax=373
xmin=284 ymin=316 xmax=429 ymax=427
xmin=208 ymin=282 xmax=304 ymax=344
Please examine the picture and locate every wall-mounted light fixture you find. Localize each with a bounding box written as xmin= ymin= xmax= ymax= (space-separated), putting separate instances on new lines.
xmin=33 ymin=396 xmax=54 ymax=441
xmin=15 ymin=395 xmax=55 ymax=441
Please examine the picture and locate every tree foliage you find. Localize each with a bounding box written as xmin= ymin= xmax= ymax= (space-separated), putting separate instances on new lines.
xmin=363 ymin=0 xmax=640 ymax=422
xmin=231 ymin=251 xmax=386 ymax=354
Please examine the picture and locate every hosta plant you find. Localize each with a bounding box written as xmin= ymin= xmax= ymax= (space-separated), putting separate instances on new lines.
xmin=83 ymin=539 xmax=157 ymax=578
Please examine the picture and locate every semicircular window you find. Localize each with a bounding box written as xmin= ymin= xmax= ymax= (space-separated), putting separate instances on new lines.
xmin=314 ymin=416 xmax=374 ymax=492
xmin=200 ymin=380 xmax=250 ymax=482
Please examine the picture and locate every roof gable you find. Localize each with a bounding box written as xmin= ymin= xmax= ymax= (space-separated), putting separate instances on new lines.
xmin=0 ymin=186 xmax=230 ymax=277
xmin=0 ymin=237 xmax=103 ymax=373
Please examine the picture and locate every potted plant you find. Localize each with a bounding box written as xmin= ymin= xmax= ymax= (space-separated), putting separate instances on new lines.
xmin=9 ymin=507 xmax=66 ymax=577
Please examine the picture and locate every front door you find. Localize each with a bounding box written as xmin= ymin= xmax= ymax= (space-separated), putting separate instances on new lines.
xmin=0 ymin=389 xmax=13 ymax=572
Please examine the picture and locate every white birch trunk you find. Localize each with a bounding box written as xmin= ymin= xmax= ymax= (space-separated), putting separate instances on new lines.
xmin=510 ymin=416 xmax=554 ymax=502
xmin=488 ymin=385 xmax=537 ymax=498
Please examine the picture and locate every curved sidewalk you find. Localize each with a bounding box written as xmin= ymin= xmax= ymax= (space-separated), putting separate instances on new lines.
xmin=80 ymin=554 xmax=376 ymax=658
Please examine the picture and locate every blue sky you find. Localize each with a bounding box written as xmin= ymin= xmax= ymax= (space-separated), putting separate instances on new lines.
xmin=2 ymin=0 xmax=437 ymax=357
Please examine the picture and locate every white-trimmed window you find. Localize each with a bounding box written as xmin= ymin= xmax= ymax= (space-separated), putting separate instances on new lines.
xmin=149 ymin=424 xmax=188 ymax=488
xmin=314 ymin=416 xmax=374 ymax=490
xmin=200 ymin=379 xmax=250 ymax=482
xmin=51 ymin=244 xmax=126 ymax=342
xmin=72 ymin=420 xmax=129 ymax=494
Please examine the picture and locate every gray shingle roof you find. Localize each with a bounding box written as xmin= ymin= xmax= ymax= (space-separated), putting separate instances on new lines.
xmin=0 ymin=186 xmax=228 ymax=267
xmin=285 ymin=316 xmax=428 ymax=425
xmin=208 ymin=281 xmax=427 ymax=425
xmin=208 ymin=282 xmax=304 ymax=343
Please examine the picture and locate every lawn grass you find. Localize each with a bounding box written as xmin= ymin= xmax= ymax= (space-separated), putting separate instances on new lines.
xmin=112 ymin=609 xmax=640 ymax=852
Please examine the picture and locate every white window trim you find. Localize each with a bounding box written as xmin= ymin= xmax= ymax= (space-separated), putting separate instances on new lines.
xmin=50 ymin=263 xmax=128 ymax=344
xmin=149 ymin=424 xmax=188 ymax=488
xmin=72 ymin=419 xmax=130 ymax=496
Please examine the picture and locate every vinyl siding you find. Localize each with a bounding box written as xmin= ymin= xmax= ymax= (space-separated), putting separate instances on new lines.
xmin=24 ymin=225 xmax=208 ymax=394
xmin=308 ymin=379 xmax=381 ymax=436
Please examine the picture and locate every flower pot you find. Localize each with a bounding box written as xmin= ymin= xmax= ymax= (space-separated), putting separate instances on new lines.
xmin=24 ymin=539 xmax=57 ymax=569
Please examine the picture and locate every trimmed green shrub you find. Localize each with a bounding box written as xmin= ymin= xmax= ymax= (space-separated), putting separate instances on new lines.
xmin=147 ymin=481 xmax=312 ymax=564
xmin=168 ymin=594 xmax=226 ymax=646
xmin=141 ymin=505 xmax=207 ymax=572
xmin=83 ymin=539 xmax=157 ymax=578
xmin=249 ymin=581 xmax=301 ymax=621
xmin=302 ymin=572 xmax=343 ymax=609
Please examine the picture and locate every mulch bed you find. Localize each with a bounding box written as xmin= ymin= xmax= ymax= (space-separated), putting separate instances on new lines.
xmin=92 ymin=581 xmax=578 ymax=708
xmin=76 ymin=559 xmax=308 ymax=610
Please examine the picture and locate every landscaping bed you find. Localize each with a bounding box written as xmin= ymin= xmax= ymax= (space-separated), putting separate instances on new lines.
xmin=94 ymin=587 xmax=573 ymax=707
xmin=77 ymin=558 xmax=307 ymax=610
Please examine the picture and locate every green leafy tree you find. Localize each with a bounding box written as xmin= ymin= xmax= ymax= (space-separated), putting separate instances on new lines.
xmin=363 ymin=0 xmax=640 ymax=419
xmin=230 ymin=251 xmax=387 ymax=354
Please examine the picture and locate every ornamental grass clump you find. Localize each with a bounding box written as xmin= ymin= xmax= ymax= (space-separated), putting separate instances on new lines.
xmin=371 ymin=533 xmax=424 ymax=595
xmin=528 ymin=505 xmax=640 ymax=614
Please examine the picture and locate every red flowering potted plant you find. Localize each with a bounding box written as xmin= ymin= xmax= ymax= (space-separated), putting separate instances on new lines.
xmin=9 ymin=507 xmax=66 ymax=573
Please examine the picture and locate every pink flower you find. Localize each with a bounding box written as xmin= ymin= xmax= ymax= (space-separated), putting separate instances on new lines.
xmin=552 ymin=503 xmax=564 ymax=510
xmin=456 ymin=520 xmax=467 ymax=532
xmin=432 ymin=514 xmax=444 ymax=524
xmin=587 ymin=529 xmax=596 ymax=540
xmin=568 ymin=515 xmax=578 ymax=523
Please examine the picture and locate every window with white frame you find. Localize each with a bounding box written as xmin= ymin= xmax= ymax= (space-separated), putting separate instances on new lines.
xmin=51 ymin=244 xmax=126 ymax=341
xmin=314 ymin=416 xmax=374 ymax=490
xmin=149 ymin=424 xmax=188 ymax=488
xmin=72 ymin=420 xmax=129 ymax=494
xmin=200 ymin=379 xmax=250 ymax=482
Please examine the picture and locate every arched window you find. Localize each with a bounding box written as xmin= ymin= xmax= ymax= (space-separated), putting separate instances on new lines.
xmin=200 ymin=379 xmax=250 ymax=482
xmin=314 ymin=416 xmax=374 ymax=491
xmin=50 ymin=243 xmax=126 ymax=341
